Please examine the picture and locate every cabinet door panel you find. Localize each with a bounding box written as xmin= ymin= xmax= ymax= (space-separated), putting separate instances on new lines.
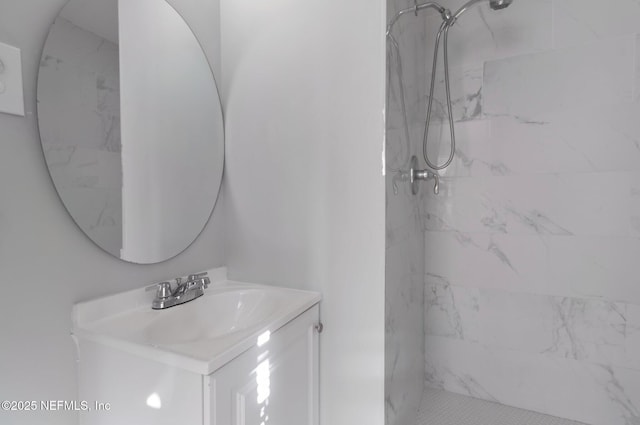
xmin=207 ymin=306 xmax=319 ymax=425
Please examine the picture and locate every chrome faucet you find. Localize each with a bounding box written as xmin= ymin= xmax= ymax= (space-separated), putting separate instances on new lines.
xmin=149 ymin=272 xmax=210 ymax=310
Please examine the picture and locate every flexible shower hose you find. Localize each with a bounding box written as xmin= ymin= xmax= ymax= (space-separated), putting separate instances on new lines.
xmin=423 ymin=20 xmax=456 ymax=171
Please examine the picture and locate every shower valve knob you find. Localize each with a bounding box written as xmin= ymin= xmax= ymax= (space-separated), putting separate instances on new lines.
xmin=409 ymin=156 xmax=440 ymax=195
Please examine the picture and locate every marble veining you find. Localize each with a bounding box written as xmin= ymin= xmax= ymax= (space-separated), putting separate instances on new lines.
xmin=543 ymin=299 xmax=626 ymax=362
xmin=438 ymin=102 xmax=640 ymax=179
xmin=424 ymin=282 xmax=640 ymax=369
xmin=420 ymin=2 xmax=640 ymax=425
xmin=423 ymin=172 xmax=635 ymax=237
xmin=425 ymin=66 xmax=483 ymax=123
xmin=424 ymin=277 xmax=469 ymax=340
xmin=594 ymin=365 xmax=640 ymax=425
xmin=425 ymin=336 xmax=640 ymax=425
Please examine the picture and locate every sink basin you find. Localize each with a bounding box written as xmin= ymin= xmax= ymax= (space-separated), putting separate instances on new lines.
xmin=73 ymin=268 xmax=321 ymax=374
xmin=90 ymin=288 xmax=294 ymax=346
xmin=144 ymin=289 xmax=287 ymax=345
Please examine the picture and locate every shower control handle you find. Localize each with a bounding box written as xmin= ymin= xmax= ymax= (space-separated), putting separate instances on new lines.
xmin=414 ymin=170 xmax=440 ymax=195
xmin=410 ymin=156 xmax=440 ymax=195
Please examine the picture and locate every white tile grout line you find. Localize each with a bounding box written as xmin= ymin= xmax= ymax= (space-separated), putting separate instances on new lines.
xmin=415 ymin=388 xmax=588 ymax=425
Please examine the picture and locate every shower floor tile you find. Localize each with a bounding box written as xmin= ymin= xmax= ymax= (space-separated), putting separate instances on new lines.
xmin=416 ymin=388 xmax=588 ymax=425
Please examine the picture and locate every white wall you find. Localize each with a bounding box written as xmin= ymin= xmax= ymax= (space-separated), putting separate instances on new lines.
xmin=420 ymin=1 xmax=640 ymax=424
xmin=0 ymin=1 xmax=225 ymax=423
xmin=220 ymin=0 xmax=387 ymax=424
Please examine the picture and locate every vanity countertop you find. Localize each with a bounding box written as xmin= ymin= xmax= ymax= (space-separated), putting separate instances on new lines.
xmin=72 ymin=267 xmax=321 ymax=375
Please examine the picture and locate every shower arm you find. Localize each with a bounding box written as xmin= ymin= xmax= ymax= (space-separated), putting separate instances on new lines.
xmin=386 ymin=2 xmax=450 ymax=36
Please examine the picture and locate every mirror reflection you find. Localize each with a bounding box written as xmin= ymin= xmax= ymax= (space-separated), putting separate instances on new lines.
xmin=38 ymin=0 xmax=224 ymax=264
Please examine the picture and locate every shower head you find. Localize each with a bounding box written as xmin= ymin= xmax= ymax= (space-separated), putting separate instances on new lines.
xmin=451 ymin=0 xmax=513 ymax=22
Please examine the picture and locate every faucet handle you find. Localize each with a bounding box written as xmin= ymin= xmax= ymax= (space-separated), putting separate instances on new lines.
xmin=189 ymin=272 xmax=210 ymax=289
xmin=145 ymin=281 xmax=172 ymax=299
xmin=188 ymin=272 xmax=208 ymax=281
xmin=432 ymin=173 xmax=440 ymax=195
xmin=157 ymin=282 xmax=172 ymax=299
xmin=409 ymin=155 xmax=441 ymax=195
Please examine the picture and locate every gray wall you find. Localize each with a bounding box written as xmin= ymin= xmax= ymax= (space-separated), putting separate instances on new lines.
xmin=385 ymin=0 xmax=428 ymax=424
xmin=0 ymin=1 xmax=225 ymax=424
xmin=421 ymin=1 xmax=640 ymax=424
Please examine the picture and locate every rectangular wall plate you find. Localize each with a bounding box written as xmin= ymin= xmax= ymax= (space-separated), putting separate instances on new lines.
xmin=0 ymin=41 xmax=25 ymax=117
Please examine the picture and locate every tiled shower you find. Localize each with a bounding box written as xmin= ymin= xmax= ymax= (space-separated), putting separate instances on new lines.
xmin=385 ymin=1 xmax=640 ymax=424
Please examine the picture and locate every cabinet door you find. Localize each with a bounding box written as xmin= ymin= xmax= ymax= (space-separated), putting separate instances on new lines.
xmin=206 ymin=306 xmax=319 ymax=425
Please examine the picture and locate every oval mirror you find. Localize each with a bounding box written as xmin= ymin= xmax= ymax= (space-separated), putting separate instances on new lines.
xmin=37 ymin=0 xmax=224 ymax=264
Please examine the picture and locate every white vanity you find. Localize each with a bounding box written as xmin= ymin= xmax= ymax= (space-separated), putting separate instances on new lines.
xmin=73 ymin=268 xmax=321 ymax=425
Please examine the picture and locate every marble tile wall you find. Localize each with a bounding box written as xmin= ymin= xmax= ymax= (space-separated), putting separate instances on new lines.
xmin=385 ymin=0 xmax=428 ymax=424
xmin=421 ymin=1 xmax=640 ymax=425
